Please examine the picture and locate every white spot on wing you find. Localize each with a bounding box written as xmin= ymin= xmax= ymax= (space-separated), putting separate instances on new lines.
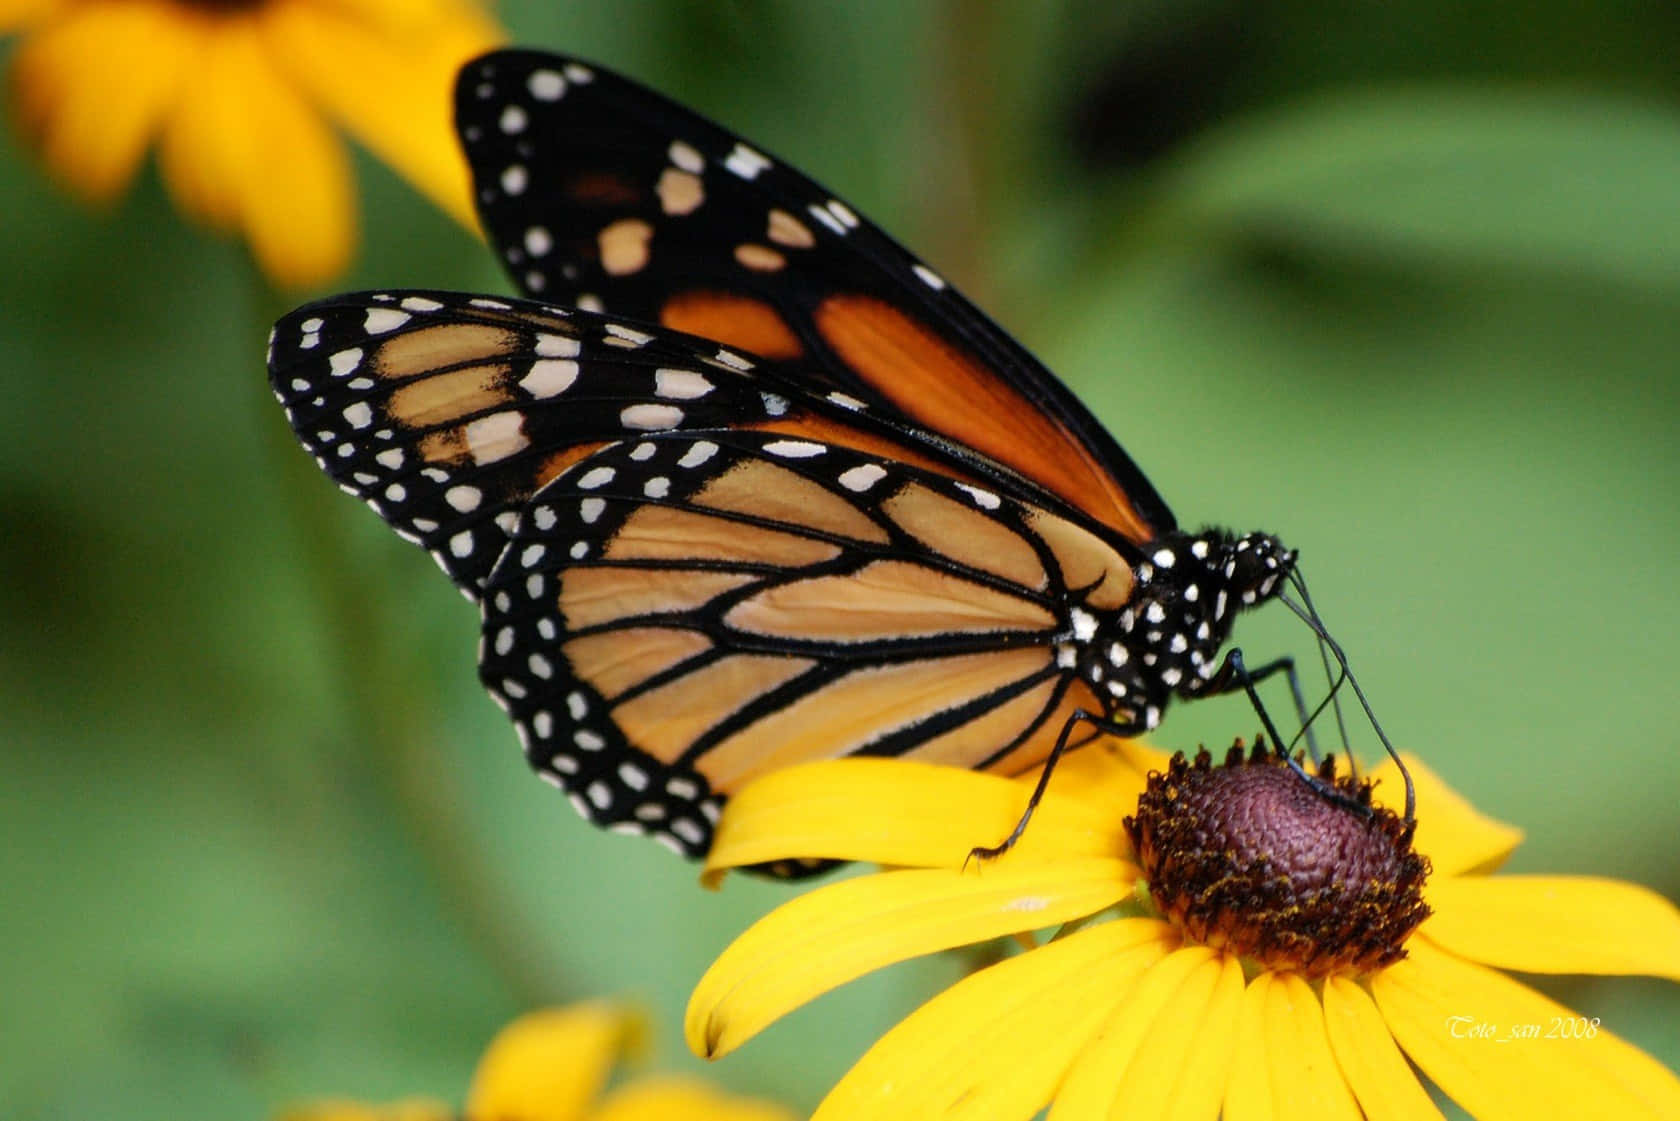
xmin=668 ymin=140 xmax=703 ymax=173
xmin=527 ymin=69 xmax=566 ymax=101
xmin=654 ymin=368 xmax=713 ymax=399
xmin=364 ymin=308 xmax=410 ymax=334
xmin=605 ymin=323 xmax=652 ymax=346
xmin=535 ymin=334 xmax=580 ymax=358
xmin=678 ymin=441 xmax=719 ymax=468
xmin=329 ymin=348 xmax=363 ymax=377
xmin=724 ymin=143 xmax=771 ymax=179
xmin=1070 ymin=608 xmax=1097 ymax=641
xmin=808 ymin=203 xmax=845 ymax=236
xmin=838 ymin=464 xmax=887 ymax=492
xmin=520 ymin=359 xmax=579 ymax=397
xmin=464 ymin=412 xmax=529 ymax=465
xmin=763 ymin=439 xmax=825 ymax=458
xmin=620 ymin=403 xmax=684 ymax=430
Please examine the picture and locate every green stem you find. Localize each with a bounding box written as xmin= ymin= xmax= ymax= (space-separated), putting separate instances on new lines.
xmin=253 ymin=281 xmax=566 ymax=1009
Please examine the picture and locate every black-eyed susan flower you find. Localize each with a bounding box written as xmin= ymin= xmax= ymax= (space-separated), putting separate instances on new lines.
xmin=687 ymin=740 xmax=1680 ymax=1120
xmin=2 ymin=0 xmax=501 ymax=287
xmin=283 ymin=1002 xmax=795 ymax=1121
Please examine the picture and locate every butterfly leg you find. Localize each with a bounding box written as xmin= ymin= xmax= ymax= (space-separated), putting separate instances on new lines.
xmin=965 ymin=708 xmax=1140 ymax=868
xmin=1209 ymin=648 xmax=1373 ymax=817
xmin=1200 ymin=648 xmax=1318 ymax=761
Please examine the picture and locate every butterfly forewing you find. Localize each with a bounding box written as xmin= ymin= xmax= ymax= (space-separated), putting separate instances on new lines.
xmin=456 ymin=49 xmax=1177 ymax=544
xmin=478 ymin=429 xmax=1127 ymax=856
xmin=267 ymin=290 xmax=906 ymax=597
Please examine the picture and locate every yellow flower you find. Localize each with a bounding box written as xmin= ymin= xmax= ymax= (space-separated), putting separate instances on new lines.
xmin=283 ymin=1002 xmax=796 ymax=1121
xmin=687 ymin=741 xmax=1680 ymax=1120
xmin=2 ymin=0 xmax=502 ymax=287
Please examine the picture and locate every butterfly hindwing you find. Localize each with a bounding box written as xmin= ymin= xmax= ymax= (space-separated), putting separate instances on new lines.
xmin=477 ymin=429 xmax=1135 ymax=856
xmin=455 ymin=49 xmax=1177 ymax=544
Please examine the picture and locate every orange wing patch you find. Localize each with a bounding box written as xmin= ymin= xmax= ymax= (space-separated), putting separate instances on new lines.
xmin=978 ymin=679 xmax=1104 ymax=777
xmin=372 ymin=323 xmax=520 ymax=379
xmin=611 ymin=653 xmax=815 ymax=767
xmin=721 ymin=560 xmax=1055 ymax=643
xmin=1024 ymin=509 xmax=1135 ymax=609
xmin=661 ymin=290 xmax=803 ymax=359
xmin=560 ymin=567 xmax=756 ymax=630
xmin=603 ymin=505 xmax=840 ymax=567
xmin=385 ymin=364 xmax=513 ymax=430
xmin=691 ymin=459 xmax=889 ymax=544
xmin=814 ymin=294 xmax=1158 ymax=543
xmin=563 ymin=626 xmax=711 ymax=701
xmin=694 ymin=647 xmax=1054 ymax=792
xmin=881 ymin=482 xmax=1046 ymax=591
xmin=905 ymin=675 xmax=1060 ymax=770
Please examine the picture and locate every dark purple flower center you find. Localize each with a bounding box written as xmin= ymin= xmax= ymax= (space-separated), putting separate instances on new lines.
xmin=1126 ymin=740 xmax=1430 ymax=978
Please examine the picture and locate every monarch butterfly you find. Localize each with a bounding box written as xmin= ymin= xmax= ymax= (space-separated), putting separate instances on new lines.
xmin=269 ymin=48 xmax=1397 ymax=867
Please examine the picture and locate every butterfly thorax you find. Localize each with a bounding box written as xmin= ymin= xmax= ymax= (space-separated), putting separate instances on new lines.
xmin=1074 ymin=530 xmax=1296 ymax=730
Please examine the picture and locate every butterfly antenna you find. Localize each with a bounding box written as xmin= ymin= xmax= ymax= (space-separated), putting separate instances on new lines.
xmin=1300 ymin=573 xmax=1355 ymax=774
xmin=1277 ymin=572 xmax=1415 ymax=822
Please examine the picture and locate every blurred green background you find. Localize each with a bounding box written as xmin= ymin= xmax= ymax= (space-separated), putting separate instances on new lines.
xmin=4 ymin=1 xmax=1678 ymax=1117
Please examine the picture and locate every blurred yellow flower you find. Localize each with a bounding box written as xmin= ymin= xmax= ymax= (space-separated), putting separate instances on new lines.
xmin=2 ymin=0 xmax=502 ymax=287
xmin=282 ymin=1002 xmax=795 ymax=1121
xmin=688 ymin=741 xmax=1680 ymax=1121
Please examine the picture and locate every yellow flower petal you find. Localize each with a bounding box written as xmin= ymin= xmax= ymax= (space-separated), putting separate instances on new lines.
xmin=1014 ymin=736 xmax=1162 ymax=803
xmin=0 ymin=0 xmax=64 ymax=34
xmin=261 ymin=0 xmax=501 ymax=231
xmin=1424 ymin=874 xmax=1680 ymax=980
xmin=1372 ymin=938 xmax=1680 ymax=1120
xmin=1223 ymin=971 xmax=1279 ymax=1121
xmin=1320 ymin=976 xmax=1444 ymax=1121
xmin=704 ymin=759 xmax=1130 ymax=881
xmin=590 ymin=1076 xmax=797 ymax=1121
xmin=277 ymin=1101 xmax=452 ymax=1121
xmin=238 ymin=31 xmax=355 ymax=286
xmin=153 ymin=15 xmax=352 ymax=287
xmin=1267 ymin=972 xmax=1362 ymax=1120
xmin=154 ymin=12 xmax=260 ymax=233
xmin=7 ymin=0 xmax=198 ymax=202
xmin=466 ymin=1003 xmax=640 ymax=1121
xmin=811 ymin=919 xmax=1176 ymax=1121
xmin=687 ymin=858 xmax=1136 ymax=1059
xmin=1049 ymin=947 xmax=1241 ymax=1121
xmin=1370 ymin=754 xmax=1523 ymax=875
